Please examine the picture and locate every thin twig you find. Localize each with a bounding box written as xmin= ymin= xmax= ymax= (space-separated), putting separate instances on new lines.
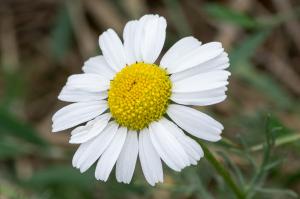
xmin=0 ymin=5 xmax=19 ymax=72
xmin=272 ymin=0 xmax=300 ymax=52
xmin=256 ymin=50 xmax=300 ymax=96
xmin=66 ymin=0 xmax=96 ymax=59
xmin=84 ymin=0 xmax=125 ymax=33
xmin=121 ymin=0 xmax=147 ymax=18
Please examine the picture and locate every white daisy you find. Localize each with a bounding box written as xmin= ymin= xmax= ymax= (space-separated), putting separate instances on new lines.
xmin=52 ymin=14 xmax=230 ymax=186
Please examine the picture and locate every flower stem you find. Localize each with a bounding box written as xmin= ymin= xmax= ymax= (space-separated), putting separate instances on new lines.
xmin=201 ymin=143 xmax=246 ymax=199
xmin=250 ymin=133 xmax=300 ymax=152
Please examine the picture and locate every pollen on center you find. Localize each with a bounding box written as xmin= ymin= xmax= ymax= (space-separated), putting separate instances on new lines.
xmin=108 ymin=62 xmax=172 ymax=130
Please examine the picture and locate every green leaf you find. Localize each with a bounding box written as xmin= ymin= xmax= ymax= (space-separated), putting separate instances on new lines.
xmin=51 ymin=4 xmax=73 ymax=61
xmin=204 ymin=3 xmax=260 ymax=29
xmin=25 ymin=166 xmax=94 ymax=188
xmin=218 ymin=151 xmax=245 ymax=186
xmin=0 ymin=109 xmax=47 ymax=146
xmin=204 ymin=3 xmax=300 ymax=29
xmin=230 ymin=30 xmax=270 ymax=67
xmin=245 ymin=115 xmax=281 ymax=198
xmin=239 ymin=64 xmax=294 ymax=109
xmin=230 ymin=30 xmax=295 ymax=109
xmin=24 ymin=166 xmax=95 ymax=199
xmin=254 ymin=187 xmax=298 ymax=198
xmin=163 ymin=0 xmax=192 ymax=36
xmin=200 ymin=143 xmax=246 ymax=199
xmin=25 ymin=166 xmax=147 ymax=199
xmin=0 ymin=139 xmax=28 ymax=159
xmin=0 ymin=71 xmax=25 ymax=108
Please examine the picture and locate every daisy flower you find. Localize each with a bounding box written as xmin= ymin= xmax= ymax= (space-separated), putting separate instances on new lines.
xmin=52 ymin=14 xmax=230 ymax=185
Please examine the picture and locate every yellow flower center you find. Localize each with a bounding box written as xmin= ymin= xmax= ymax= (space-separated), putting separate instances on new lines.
xmin=108 ymin=62 xmax=172 ymax=130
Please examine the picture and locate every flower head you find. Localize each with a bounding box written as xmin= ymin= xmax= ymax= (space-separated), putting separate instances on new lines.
xmin=52 ymin=14 xmax=230 ymax=185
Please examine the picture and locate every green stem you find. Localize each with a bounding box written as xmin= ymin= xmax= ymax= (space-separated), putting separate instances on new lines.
xmin=250 ymin=133 xmax=300 ymax=152
xmin=201 ymin=143 xmax=246 ymax=199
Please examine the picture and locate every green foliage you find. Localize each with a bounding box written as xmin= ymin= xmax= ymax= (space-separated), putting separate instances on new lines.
xmin=204 ymin=2 xmax=297 ymax=110
xmin=0 ymin=71 xmax=24 ymax=107
xmin=230 ymin=31 xmax=294 ymax=110
xmin=156 ymin=115 xmax=299 ymax=199
xmin=26 ymin=166 xmax=94 ymax=188
xmin=200 ymin=115 xmax=298 ymax=199
xmin=1 ymin=1 xmax=300 ymax=198
xmin=229 ymin=30 xmax=270 ymax=67
xmin=0 ymin=108 xmax=47 ymax=146
xmin=24 ymin=166 xmax=95 ymax=199
xmin=0 ymin=183 xmax=30 ymax=199
xmin=51 ymin=4 xmax=73 ymax=61
xmin=201 ymin=143 xmax=246 ymax=199
xmin=23 ymin=165 xmax=148 ymax=199
xmin=204 ymin=2 xmax=300 ymax=111
xmin=0 ymin=139 xmax=28 ymax=159
xmin=204 ymin=3 xmax=260 ymax=29
xmin=163 ymin=0 xmax=192 ymax=36
xmin=204 ymin=3 xmax=300 ymax=29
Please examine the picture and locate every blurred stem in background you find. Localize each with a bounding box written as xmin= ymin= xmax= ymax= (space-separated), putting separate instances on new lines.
xmin=202 ymin=144 xmax=246 ymax=199
xmin=0 ymin=4 xmax=22 ymax=109
xmin=163 ymin=0 xmax=192 ymax=36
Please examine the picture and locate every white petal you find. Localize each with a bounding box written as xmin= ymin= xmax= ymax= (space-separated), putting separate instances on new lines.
xmin=171 ymin=52 xmax=229 ymax=81
xmin=99 ymin=29 xmax=127 ymax=72
xmin=95 ymin=127 xmax=127 ymax=181
xmin=171 ymin=87 xmax=228 ymax=106
xmin=139 ymin=128 xmax=163 ymax=186
xmin=172 ymin=70 xmax=230 ymax=93
xmin=160 ymin=36 xmax=201 ymax=69
xmin=52 ymin=101 xmax=108 ymax=132
xmin=140 ymin=15 xmax=167 ymax=63
xmin=58 ymin=86 xmax=107 ymax=102
xmin=74 ymin=122 xmax=119 ymax=173
xmin=165 ymin=42 xmax=224 ymax=74
xmin=70 ymin=116 xmax=100 ymax=136
xmin=123 ymin=20 xmax=139 ymax=64
xmin=82 ymin=55 xmax=115 ymax=80
xmin=72 ymin=142 xmax=90 ymax=168
xmin=126 ymin=15 xmax=167 ymax=64
xmin=160 ymin=118 xmax=204 ymax=165
xmin=116 ymin=131 xmax=138 ymax=184
xmin=69 ymin=113 xmax=111 ymax=144
xmin=66 ymin=74 xmax=109 ymax=92
xmin=172 ymin=95 xmax=227 ymax=106
xmin=167 ymin=104 xmax=223 ymax=142
xmin=149 ymin=121 xmax=190 ymax=171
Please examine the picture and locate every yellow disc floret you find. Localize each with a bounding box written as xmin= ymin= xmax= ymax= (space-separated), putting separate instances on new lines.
xmin=108 ymin=62 xmax=172 ymax=130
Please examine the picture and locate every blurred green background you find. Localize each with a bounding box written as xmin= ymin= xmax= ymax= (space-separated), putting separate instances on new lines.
xmin=0 ymin=0 xmax=300 ymax=198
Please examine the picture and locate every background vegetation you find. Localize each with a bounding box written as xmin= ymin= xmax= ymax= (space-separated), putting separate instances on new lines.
xmin=0 ymin=0 xmax=300 ymax=198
